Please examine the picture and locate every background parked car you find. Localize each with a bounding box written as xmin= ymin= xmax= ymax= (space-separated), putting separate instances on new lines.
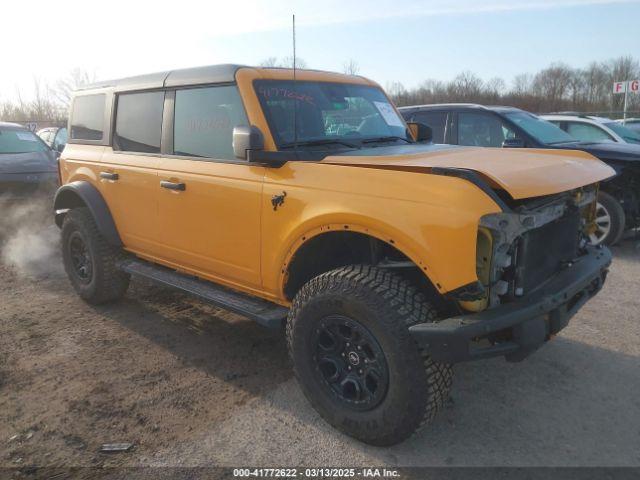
xmin=616 ymin=118 xmax=640 ymax=133
xmin=36 ymin=126 xmax=68 ymax=153
xmin=399 ymin=104 xmax=640 ymax=246
xmin=0 ymin=122 xmax=59 ymax=199
xmin=542 ymin=114 xmax=640 ymax=145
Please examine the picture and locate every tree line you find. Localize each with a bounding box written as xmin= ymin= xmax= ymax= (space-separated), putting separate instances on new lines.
xmin=2 ymin=56 xmax=638 ymax=124
xmin=0 ymin=69 xmax=95 ymax=124
xmin=387 ymin=56 xmax=640 ymax=117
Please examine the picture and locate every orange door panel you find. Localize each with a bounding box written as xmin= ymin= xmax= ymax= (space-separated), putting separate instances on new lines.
xmin=155 ymin=158 xmax=265 ymax=290
xmin=94 ymin=149 xmax=161 ymax=256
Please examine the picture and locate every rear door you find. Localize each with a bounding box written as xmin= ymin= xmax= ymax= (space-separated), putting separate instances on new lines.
xmin=98 ymin=91 xmax=164 ymax=256
xmin=155 ymin=84 xmax=264 ymax=291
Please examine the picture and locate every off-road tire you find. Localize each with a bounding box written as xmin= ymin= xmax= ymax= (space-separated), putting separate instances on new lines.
xmin=286 ymin=265 xmax=452 ymax=446
xmin=61 ymin=207 xmax=130 ymax=304
xmin=596 ymin=191 xmax=626 ymax=246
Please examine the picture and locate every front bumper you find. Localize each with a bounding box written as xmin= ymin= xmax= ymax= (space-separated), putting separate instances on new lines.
xmin=410 ymin=246 xmax=611 ymax=363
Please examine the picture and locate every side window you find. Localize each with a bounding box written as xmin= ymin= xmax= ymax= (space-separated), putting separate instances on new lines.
xmin=114 ymin=91 xmax=164 ymax=153
xmin=566 ymin=122 xmax=614 ymax=142
xmin=412 ymin=111 xmax=447 ymax=143
xmin=457 ymin=112 xmax=514 ymax=147
xmin=173 ymin=85 xmax=248 ymax=160
xmin=70 ymin=94 xmax=105 ymax=141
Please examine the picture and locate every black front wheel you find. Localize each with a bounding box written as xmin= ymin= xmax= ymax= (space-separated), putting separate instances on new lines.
xmin=287 ymin=265 xmax=452 ymax=446
xmin=61 ymin=208 xmax=130 ymax=304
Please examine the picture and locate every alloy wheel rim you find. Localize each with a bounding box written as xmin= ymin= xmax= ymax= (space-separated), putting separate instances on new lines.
xmin=311 ymin=315 xmax=389 ymax=411
xmin=69 ymin=232 xmax=92 ymax=282
xmin=588 ymin=202 xmax=611 ymax=245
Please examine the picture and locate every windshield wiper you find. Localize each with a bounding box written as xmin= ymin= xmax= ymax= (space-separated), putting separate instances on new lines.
xmin=361 ymin=136 xmax=412 ymax=145
xmin=280 ymin=139 xmax=360 ymax=149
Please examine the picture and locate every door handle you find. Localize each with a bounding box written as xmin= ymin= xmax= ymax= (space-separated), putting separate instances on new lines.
xmin=100 ymin=171 xmax=119 ymax=181
xmin=160 ymin=180 xmax=186 ymax=191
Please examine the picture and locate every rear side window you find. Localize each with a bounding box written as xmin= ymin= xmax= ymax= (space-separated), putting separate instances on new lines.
xmin=173 ymin=85 xmax=248 ymax=160
xmin=566 ymin=122 xmax=614 ymax=142
xmin=114 ymin=91 xmax=164 ymax=153
xmin=412 ymin=111 xmax=447 ymax=143
xmin=70 ymin=94 xmax=105 ymax=141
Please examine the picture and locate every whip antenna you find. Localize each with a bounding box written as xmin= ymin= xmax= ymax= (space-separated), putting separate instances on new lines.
xmin=292 ymin=14 xmax=298 ymax=152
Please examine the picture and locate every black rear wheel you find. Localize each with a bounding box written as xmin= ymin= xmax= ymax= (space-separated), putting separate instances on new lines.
xmin=287 ymin=265 xmax=452 ymax=446
xmin=61 ymin=208 xmax=130 ymax=304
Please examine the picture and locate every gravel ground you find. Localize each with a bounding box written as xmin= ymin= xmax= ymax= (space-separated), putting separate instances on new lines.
xmin=1 ymin=225 xmax=639 ymax=471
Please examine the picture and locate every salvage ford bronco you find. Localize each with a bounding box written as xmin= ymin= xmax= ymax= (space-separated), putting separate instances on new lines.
xmin=55 ymin=65 xmax=614 ymax=446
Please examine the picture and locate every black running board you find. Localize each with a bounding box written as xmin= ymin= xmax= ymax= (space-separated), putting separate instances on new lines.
xmin=118 ymin=258 xmax=288 ymax=329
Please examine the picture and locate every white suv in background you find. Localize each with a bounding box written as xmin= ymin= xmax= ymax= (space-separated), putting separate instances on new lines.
xmin=542 ymin=114 xmax=640 ymax=145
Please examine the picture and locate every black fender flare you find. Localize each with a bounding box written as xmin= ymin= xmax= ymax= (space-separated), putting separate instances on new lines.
xmin=53 ymin=181 xmax=123 ymax=247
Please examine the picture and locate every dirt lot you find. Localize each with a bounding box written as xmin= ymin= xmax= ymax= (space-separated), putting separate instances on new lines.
xmin=1 ymin=212 xmax=639 ymax=472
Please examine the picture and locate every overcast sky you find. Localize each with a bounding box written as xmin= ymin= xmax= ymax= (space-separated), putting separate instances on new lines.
xmin=2 ymin=0 xmax=640 ymax=101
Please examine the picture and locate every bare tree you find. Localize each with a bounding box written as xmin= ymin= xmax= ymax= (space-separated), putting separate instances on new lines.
xmin=582 ymin=62 xmax=609 ymax=107
xmin=54 ymin=68 xmax=96 ymax=107
xmin=259 ymin=57 xmax=308 ymax=69
xmin=532 ymin=63 xmax=574 ymax=110
xmin=511 ymin=73 xmax=533 ymax=97
xmin=342 ymin=59 xmax=360 ymax=76
xmin=388 ymin=56 xmax=639 ymax=117
xmin=259 ymin=57 xmax=279 ymax=67
xmin=281 ymin=56 xmax=308 ymax=69
xmin=448 ymin=71 xmax=484 ymax=101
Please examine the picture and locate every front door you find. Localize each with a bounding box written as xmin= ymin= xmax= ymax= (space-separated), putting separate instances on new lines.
xmin=155 ymin=84 xmax=264 ymax=291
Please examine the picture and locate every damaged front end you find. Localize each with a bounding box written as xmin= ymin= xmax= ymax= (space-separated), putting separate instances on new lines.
xmin=475 ymin=186 xmax=598 ymax=309
xmin=410 ymin=185 xmax=612 ymax=363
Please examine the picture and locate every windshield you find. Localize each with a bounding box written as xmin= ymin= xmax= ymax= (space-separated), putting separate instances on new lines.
xmin=0 ymin=128 xmax=50 ymax=154
xmin=505 ymin=111 xmax=575 ymax=145
xmin=604 ymin=122 xmax=640 ymax=144
xmin=255 ymin=80 xmax=410 ymax=148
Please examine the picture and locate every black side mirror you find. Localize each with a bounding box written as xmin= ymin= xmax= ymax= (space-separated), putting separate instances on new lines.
xmin=54 ymin=143 xmax=65 ymax=153
xmin=406 ymin=122 xmax=432 ymax=143
xmin=233 ymin=125 xmax=264 ymax=160
xmin=502 ymin=137 xmax=525 ymax=148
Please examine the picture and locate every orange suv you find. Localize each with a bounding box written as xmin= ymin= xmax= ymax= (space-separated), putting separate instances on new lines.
xmin=54 ymin=65 xmax=614 ymax=445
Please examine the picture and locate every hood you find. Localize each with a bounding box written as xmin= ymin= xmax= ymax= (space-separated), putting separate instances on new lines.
xmin=0 ymin=150 xmax=58 ymax=174
xmin=551 ymin=141 xmax=640 ymax=163
xmin=323 ymin=144 xmax=615 ymax=200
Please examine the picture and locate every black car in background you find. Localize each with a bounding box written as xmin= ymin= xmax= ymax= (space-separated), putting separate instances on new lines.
xmin=399 ymin=104 xmax=640 ymax=246
xmin=0 ymin=122 xmax=59 ymax=200
xmin=36 ymin=126 xmax=67 ymax=153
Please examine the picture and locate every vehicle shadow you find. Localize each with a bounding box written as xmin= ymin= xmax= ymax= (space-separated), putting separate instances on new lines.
xmin=91 ymin=278 xmax=292 ymax=397
xmin=186 ymin=335 xmax=639 ymax=467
